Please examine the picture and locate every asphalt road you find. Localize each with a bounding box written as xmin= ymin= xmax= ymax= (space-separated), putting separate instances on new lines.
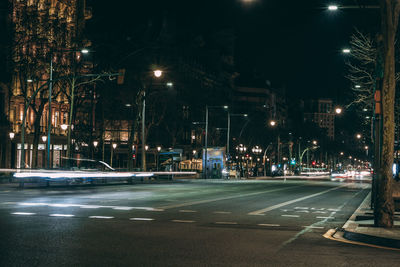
xmin=0 ymin=178 xmax=398 ymax=266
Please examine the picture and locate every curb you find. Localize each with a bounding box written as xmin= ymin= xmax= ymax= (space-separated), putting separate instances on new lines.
xmin=324 ymin=192 xmax=400 ymax=250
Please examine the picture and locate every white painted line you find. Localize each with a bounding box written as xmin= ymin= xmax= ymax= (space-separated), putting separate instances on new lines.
xmin=296 ymin=210 xmax=309 ymax=213
xmin=328 ymin=208 xmax=340 ymax=211
xmin=303 ymin=226 xmax=324 ymax=229
xmin=130 ymin=217 xmax=154 ymax=221
xmin=294 ymin=207 xmax=309 ymax=210
xmin=312 ymin=211 xmax=327 ymax=214
xmin=179 ymin=210 xmax=197 ymax=213
xmin=248 ymin=184 xmax=348 ymax=215
xmin=11 ymin=212 xmax=36 ymax=216
xmin=112 ymin=207 xmax=134 ymax=210
xmin=316 ymin=216 xmax=334 ymax=219
xmin=282 ymin=215 xmax=300 ymax=218
xmin=215 ymin=222 xmax=238 ymax=225
xmin=80 ymin=205 xmax=102 ymax=209
xmin=311 ymin=208 xmax=325 ymax=211
xmin=258 ymin=223 xmax=280 ymax=227
xmin=89 ymin=216 xmax=114 ymax=219
xmin=213 ymin=211 xmax=232 ymax=214
xmin=172 ymin=220 xmax=195 ymax=223
xmin=158 ymin=185 xmax=304 ymax=210
xmin=49 ymin=214 xmax=75 ymax=217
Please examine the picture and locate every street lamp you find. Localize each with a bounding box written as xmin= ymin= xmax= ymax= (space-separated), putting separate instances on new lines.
xmin=142 ymin=69 xmax=163 ymax=171
xmin=60 ymin=124 xmax=68 ymax=131
xmin=356 ymin=133 xmax=362 ymax=139
xmin=93 ymin=140 xmax=99 ymax=148
xmin=328 ymin=5 xmax=338 ymax=11
xmin=269 ymin=120 xmax=276 ymax=127
xmin=111 ymin=143 xmax=117 ymax=167
xmin=153 ymin=69 xmax=163 ymax=78
xmin=41 ymin=135 xmax=47 ymax=142
xmin=335 ymin=107 xmax=342 ymax=114
xmin=9 ymin=132 xmax=15 ymax=140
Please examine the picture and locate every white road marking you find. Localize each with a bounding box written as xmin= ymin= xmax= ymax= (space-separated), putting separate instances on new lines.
xmin=328 ymin=208 xmax=340 ymax=212
xmin=213 ymin=211 xmax=231 ymax=214
xmin=248 ymin=184 xmax=348 ymax=215
xmin=11 ymin=212 xmax=36 ymax=215
xmin=281 ymin=215 xmax=300 ymax=218
xmin=215 ymin=222 xmax=237 ymax=225
xmin=172 ymin=220 xmax=195 ymax=223
xmin=311 ymin=208 xmax=325 ymax=211
xmin=294 ymin=207 xmax=309 ymax=210
xmin=49 ymin=214 xmax=75 ymax=217
xmin=17 ymin=202 xmax=163 ymax=212
xmin=303 ymin=226 xmax=324 ymax=229
xmin=130 ymin=218 xmax=154 ymax=221
xmin=316 ymin=216 xmax=335 ymax=219
xmin=89 ymin=216 xmax=114 ymax=219
xmin=312 ymin=211 xmax=327 ymax=214
xmin=112 ymin=207 xmax=134 ymax=210
xmin=258 ymin=223 xmax=280 ymax=227
xmin=158 ymin=185 xmax=304 ymax=210
xmin=296 ymin=210 xmax=309 ymax=213
xmin=179 ymin=210 xmax=197 ymax=213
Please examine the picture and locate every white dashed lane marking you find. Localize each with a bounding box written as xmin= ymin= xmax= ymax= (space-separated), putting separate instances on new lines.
xmin=89 ymin=216 xmax=114 ymax=219
xmin=281 ymin=215 xmax=300 ymax=218
xmin=258 ymin=223 xmax=280 ymax=227
xmin=179 ymin=210 xmax=197 ymax=213
xmin=130 ymin=217 xmax=154 ymax=221
xmin=172 ymin=220 xmax=195 ymax=223
xmin=213 ymin=211 xmax=231 ymax=214
xmin=49 ymin=214 xmax=75 ymax=217
xmin=316 ymin=216 xmax=335 ymax=219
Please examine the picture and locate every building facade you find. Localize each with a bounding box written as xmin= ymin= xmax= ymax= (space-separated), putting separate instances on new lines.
xmin=6 ymin=0 xmax=92 ymax=168
xmin=304 ymin=99 xmax=335 ymax=140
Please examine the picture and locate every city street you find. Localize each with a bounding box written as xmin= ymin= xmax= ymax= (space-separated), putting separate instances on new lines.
xmin=0 ymin=178 xmax=398 ymax=266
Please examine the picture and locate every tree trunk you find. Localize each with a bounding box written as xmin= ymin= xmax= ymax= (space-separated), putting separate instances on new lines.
xmin=31 ymin=102 xmax=45 ymax=168
xmin=374 ymin=0 xmax=399 ymax=228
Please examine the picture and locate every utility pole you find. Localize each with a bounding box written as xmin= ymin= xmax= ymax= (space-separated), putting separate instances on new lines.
xmin=141 ymin=90 xmax=146 ymax=171
xmin=204 ymin=106 xmax=208 ymax=179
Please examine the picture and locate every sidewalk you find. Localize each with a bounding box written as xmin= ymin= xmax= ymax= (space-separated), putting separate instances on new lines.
xmin=326 ymin=192 xmax=400 ymax=250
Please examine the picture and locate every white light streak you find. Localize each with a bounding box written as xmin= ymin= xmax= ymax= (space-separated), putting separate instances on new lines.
xmin=11 ymin=212 xmax=36 ymax=215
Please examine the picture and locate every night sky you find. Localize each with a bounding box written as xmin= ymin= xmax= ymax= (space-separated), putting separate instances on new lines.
xmin=89 ymin=0 xmax=380 ymax=102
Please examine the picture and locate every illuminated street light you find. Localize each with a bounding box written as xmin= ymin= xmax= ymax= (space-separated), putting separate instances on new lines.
xmin=312 ymin=140 xmax=318 ymax=145
xmin=60 ymin=124 xmax=68 ymax=131
xmin=342 ymin=48 xmax=351 ymax=54
xmin=355 ymin=85 xmax=361 ymax=88
xmin=328 ymin=5 xmax=338 ymax=11
xmin=9 ymin=132 xmax=15 ymax=140
xmin=166 ymin=82 xmax=173 ymax=87
xmin=154 ymin=69 xmax=163 ymax=78
xmin=335 ymin=107 xmax=342 ymax=114
xmin=81 ymin=48 xmax=89 ymax=54
xmin=356 ymin=133 xmax=362 ymax=139
xmin=269 ymin=120 xmax=276 ymax=127
xmin=93 ymin=141 xmax=98 ymax=148
xmin=41 ymin=135 xmax=47 ymax=142
xmin=145 ymin=145 xmax=149 ymax=151
xmin=157 ymin=146 xmax=162 ymax=152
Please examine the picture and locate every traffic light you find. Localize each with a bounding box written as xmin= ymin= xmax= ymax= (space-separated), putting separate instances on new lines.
xmin=312 ymin=161 xmax=316 ymax=166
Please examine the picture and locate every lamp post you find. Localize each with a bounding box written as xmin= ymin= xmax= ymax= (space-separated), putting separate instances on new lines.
xmin=141 ymin=69 xmax=163 ymax=171
xmin=111 ymin=143 xmax=117 ymax=167
xmin=8 ymin=132 xmax=15 ymax=168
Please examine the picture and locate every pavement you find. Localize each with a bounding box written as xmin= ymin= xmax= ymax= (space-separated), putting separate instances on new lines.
xmin=324 ymin=192 xmax=400 ymax=250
